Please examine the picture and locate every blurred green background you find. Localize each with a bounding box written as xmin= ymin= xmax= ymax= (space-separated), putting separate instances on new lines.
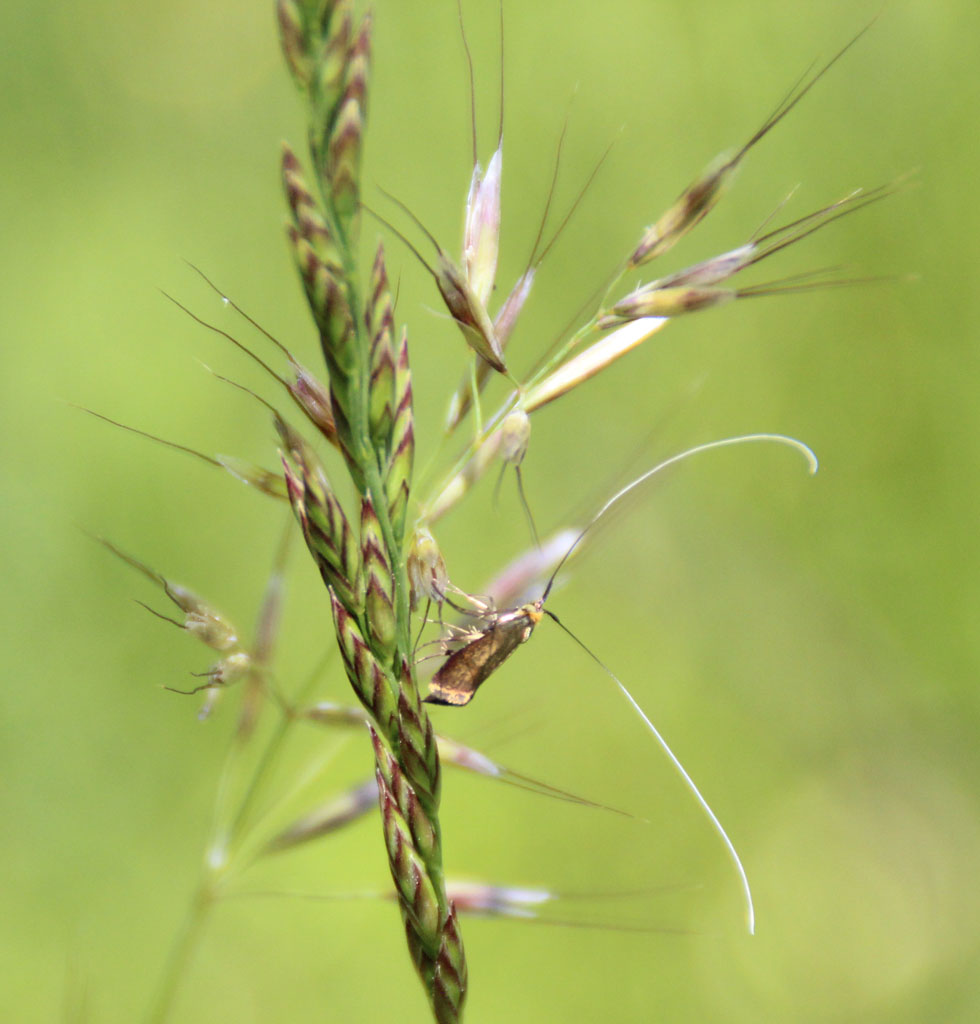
xmin=3 ymin=0 xmax=977 ymax=1021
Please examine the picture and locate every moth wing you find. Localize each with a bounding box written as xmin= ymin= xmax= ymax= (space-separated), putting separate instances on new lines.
xmin=425 ymin=618 xmax=529 ymax=706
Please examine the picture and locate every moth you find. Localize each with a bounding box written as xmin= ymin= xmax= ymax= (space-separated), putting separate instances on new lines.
xmin=425 ymin=601 xmax=545 ymax=707
xmin=421 ymin=432 xmax=820 ymax=937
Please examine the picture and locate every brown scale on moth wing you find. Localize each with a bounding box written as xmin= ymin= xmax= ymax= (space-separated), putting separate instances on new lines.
xmin=424 ymin=602 xmax=543 ymax=706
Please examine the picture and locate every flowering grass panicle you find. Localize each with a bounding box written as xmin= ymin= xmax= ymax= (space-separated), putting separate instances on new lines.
xmin=89 ymin=3 xmax=898 ymax=1021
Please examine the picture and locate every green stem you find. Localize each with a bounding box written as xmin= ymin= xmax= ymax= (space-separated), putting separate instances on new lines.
xmin=146 ymin=646 xmax=334 ymax=1022
xmin=224 ymin=648 xmax=335 ymax=846
xmin=225 ymin=711 xmax=295 ymax=844
xmin=470 ymin=358 xmax=483 ymax=437
xmin=144 ymin=881 xmax=216 ymax=1024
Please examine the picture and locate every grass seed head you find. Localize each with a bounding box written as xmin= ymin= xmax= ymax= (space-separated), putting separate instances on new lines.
xmin=207 ymin=650 xmax=252 ymax=686
xmin=265 ymin=778 xmax=378 ymax=852
xmin=498 ymin=408 xmax=530 ymax=465
xmin=443 ymin=265 xmax=536 ymax=432
xmin=329 ymin=593 xmax=399 ymax=736
xmin=407 ymin=527 xmax=449 ymax=609
xmin=360 ymin=495 xmax=397 ymax=660
xmin=651 ymin=242 xmax=758 ymax=289
xmin=325 ymin=77 xmax=368 ymax=221
xmin=492 ymin=266 xmax=535 ymax=350
xmin=435 ymin=256 xmax=507 ymax=374
xmin=313 ymin=1 xmax=354 ymax=113
xmin=288 ymin=363 xmax=339 ymax=444
xmin=385 ymin=326 xmax=414 ymax=541
xmin=629 ymin=153 xmax=732 ymax=268
xmin=281 ymin=143 xmax=342 ymax=271
xmin=372 ymin=187 xmax=508 ymax=377
xmin=303 ymin=700 xmax=370 ymax=727
xmin=282 ymin=449 xmax=361 ymax=615
xmin=214 ymin=456 xmax=290 ymax=499
xmin=276 ymin=0 xmax=312 ymax=87
xmin=178 ymin=603 xmax=241 ymax=652
xmin=98 ymin=538 xmax=244 ymax=653
xmin=628 ymin=23 xmax=875 ymax=269
xmin=462 ymin=143 xmax=503 ymax=308
xmin=444 ymin=240 xmax=537 ymax=434
xmin=599 ymin=284 xmax=735 ymax=327
xmin=366 ymin=242 xmax=397 ymax=450
xmin=524 ymin=318 xmax=669 ymax=412
xmin=420 ymin=424 xmax=501 ymax=525
xmin=445 ymin=881 xmax=553 ymax=919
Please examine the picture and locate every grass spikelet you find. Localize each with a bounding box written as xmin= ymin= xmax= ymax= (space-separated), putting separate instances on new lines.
xmin=329 ymin=590 xmax=400 ymax=735
xmin=366 ymin=242 xmax=396 ymax=449
xmin=265 ymin=778 xmax=379 ymax=852
xmin=281 ymin=144 xmax=336 ymax=258
xmin=386 ymin=327 xmax=414 ymax=540
xmin=283 ymin=448 xmax=360 ymax=613
xmin=360 ymin=494 xmax=397 ymax=661
xmin=628 ymin=22 xmax=874 ymax=267
xmin=324 ymin=13 xmax=370 ymax=223
xmin=524 ymin=318 xmax=668 ymax=411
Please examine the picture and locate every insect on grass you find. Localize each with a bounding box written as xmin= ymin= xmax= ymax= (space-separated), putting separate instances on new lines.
xmin=79 ymin=1 xmax=906 ymax=1017
xmin=424 ymin=431 xmax=821 ymax=936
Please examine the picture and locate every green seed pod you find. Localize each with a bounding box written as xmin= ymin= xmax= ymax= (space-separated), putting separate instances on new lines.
xmin=364 ymin=575 xmax=396 ymax=663
xmin=369 ymin=727 xmax=443 ymax=942
xmin=378 ymin=784 xmax=442 ymax=944
xmin=392 ymin=324 xmax=412 ymax=420
xmin=285 ymin=229 xmax=351 ymax=351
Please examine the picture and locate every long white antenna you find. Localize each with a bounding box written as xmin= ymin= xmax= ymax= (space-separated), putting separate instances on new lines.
xmin=546 ymin=611 xmax=756 ymax=935
xmin=543 ymin=432 xmax=818 ymax=601
xmin=616 ymin=666 xmax=756 ymax=934
xmin=543 ymin=431 xmax=819 ymax=933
